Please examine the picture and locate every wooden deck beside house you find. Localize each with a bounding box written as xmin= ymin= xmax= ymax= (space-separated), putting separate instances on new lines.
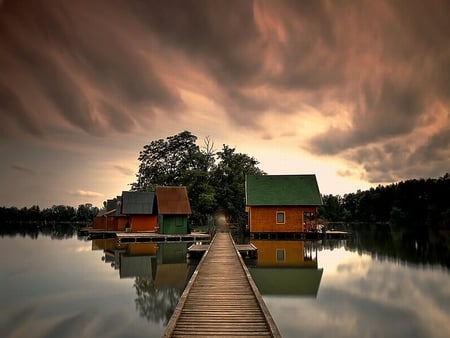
xmin=79 ymin=228 xmax=210 ymax=243
xmin=163 ymin=232 xmax=281 ymax=337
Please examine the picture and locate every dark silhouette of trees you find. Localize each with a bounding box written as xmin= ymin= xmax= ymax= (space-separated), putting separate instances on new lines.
xmin=318 ymin=174 xmax=450 ymax=231
xmin=0 ymin=204 xmax=99 ymax=233
xmin=131 ymin=131 xmax=265 ymax=226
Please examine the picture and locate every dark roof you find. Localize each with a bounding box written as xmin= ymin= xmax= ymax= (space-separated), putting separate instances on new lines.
xmin=106 ymin=199 xmax=117 ymax=211
xmin=121 ymin=191 xmax=156 ymax=215
xmin=119 ymin=255 xmax=155 ymax=279
xmin=155 ymin=186 xmax=192 ymax=215
xmin=246 ymin=174 xmax=322 ymax=206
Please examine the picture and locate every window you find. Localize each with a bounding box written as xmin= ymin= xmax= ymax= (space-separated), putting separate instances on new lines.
xmin=276 ymin=211 xmax=285 ymax=224
xmin=303 ymin=211 xmax=315 ymax=230
xmin=276 ymin=249 xmax=285 ymax=262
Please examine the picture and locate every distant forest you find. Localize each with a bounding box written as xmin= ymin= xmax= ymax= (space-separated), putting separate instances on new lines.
xmin=0 ymin=204 xmax=99 ymax=225
xmin=318 ymin=173 xmax=450 ymax=230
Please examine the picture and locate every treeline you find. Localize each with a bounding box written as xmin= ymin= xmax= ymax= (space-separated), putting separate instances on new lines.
xmin=0 ymin=204 xmax=99 ymax=224
xmin=319 ymin=174 xmax=450 ymax=229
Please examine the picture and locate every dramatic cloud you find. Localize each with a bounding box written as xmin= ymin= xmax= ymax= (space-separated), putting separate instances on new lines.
xmin=0 ymin=0 xmax=449 ymax=206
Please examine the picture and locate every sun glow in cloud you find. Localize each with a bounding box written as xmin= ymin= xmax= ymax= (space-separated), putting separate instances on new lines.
xmin=69 ymin=190 xmax=104 ymax=198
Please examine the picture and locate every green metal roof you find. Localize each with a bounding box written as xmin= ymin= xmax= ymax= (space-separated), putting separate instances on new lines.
xmin=245 ymin=175 xmax=322 ymax=206
xmin=249 ymin=267 xmax=323 ymax=296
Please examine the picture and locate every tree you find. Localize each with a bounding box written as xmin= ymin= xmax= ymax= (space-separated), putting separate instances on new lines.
xmin=213 ymin=145 xmax=265 ymax=225
xmin=131 ymin=132 xmax=265 ymax=227
xmin=131 ymin=131 xmax=217 ymax=226
xmin=132 ymin=131 xmax=201 ymax=191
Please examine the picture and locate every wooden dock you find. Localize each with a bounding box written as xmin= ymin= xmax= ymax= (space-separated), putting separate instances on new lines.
xmin=187 ymin=242 xmax=258 ymax=260
xmin=251 ymin=230 xmax=351 ymax=240
xmin=116 ymin=231 xmax=210 ymax=243
xmin=164 ymin=232 xmax=281 ymax=337
xmin=79 ymin=228 xmax=210 ymax=243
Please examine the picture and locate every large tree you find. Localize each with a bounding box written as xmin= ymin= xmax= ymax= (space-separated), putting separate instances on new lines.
xmin=131 ymin=131 xmax=265 ymax=227
xmin=132 ymin=131 xmax=201 ymax=190
xmin=213 ymin=145 xmax=265 ymax=225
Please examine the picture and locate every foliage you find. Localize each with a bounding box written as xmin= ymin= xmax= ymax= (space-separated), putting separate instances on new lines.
xmin=212 ymin=145 xmax=265 ymax=225
xmin=0 ymin=204 xmax=99 ymax=228
xmin=133 ymin=277 xmax=182 ymax=325
xmin=131 ymin=131 xmax=265 ymax=226
xmin=318 ymin=174 xmax=450 ymax=230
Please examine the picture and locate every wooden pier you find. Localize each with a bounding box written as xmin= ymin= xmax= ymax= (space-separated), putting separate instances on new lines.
xmin=187 ymin=242 xmax=258 ymax=260
xmin=79 ymin=228 xmax=210 ymax=243
xmin=164 ymin=232 xmax=281 ymax=337
xmin=250 ymin=230 xmax=351 ymax=240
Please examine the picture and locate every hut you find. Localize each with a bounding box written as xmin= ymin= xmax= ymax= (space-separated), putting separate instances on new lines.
xmin=121 ymin=191 xmax=157 ymax=232
xmin=92 ymin=197 xmax=127 ymax=231
xmin=245 ymin=174 xmax=322 ymax=234
xmin=155 ymin=186 xmax=192 ymax=234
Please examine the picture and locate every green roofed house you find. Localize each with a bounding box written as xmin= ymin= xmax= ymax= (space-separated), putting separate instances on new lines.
xmin=156 ymin=186 xmax=192 ymax=234
xmin=245 ymin=175 xmax=322 ymax=234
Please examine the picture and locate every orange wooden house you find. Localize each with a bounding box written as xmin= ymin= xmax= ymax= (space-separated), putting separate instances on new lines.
xmin=245 ymin=175 xmax=322 ymax=234
xmin=92 ymin=197 xmax=128 ymax=231
xmin=121 ymin=191 xmax=157 ymax=232
xmin=93 ymin=191 xmax=157 ymax=232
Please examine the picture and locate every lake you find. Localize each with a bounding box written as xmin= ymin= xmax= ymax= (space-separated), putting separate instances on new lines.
xmin=0 ymin=228 xmax=449 ymax=338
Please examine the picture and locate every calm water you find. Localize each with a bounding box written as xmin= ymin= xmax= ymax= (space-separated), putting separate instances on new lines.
xmin=0 ymin=231 xmax=449 ymax=338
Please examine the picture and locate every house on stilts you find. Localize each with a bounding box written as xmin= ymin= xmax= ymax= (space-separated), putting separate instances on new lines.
xmin=245 ymin=174 xmax=323 ymax=237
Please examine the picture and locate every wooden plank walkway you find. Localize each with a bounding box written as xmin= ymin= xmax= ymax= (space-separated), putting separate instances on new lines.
xmin=164 ymin=232 xmax=281 ymax=337
xmin=80 ymin=228 xmax=210 ymax=243
xmin=187 ymin=243 xmax=258 ymax=259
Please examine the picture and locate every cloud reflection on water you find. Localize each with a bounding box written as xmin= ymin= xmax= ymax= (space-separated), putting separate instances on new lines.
xmin=264 ymin=249 xmax=450 ymax=338
xmin=0 ymin=236 xmax=164 ymax=338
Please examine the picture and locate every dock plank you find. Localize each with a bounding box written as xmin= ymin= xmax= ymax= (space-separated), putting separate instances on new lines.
xmin=163 ymin=232 xmax=280 ymax=337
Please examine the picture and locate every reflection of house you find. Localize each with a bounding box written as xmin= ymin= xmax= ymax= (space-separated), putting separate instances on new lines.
xmin=120 ymin=255 xmax=156 ymax=279
xmin=154 ymin=243 xmax=192 ymax=289
xmin=119 ymin=243 xmax=158 ymax=278
xmin=249 ymin=240 xmax=323 ymax=297
xmin=245 ymin=175 xmax=322 ymax=234
xmin=251 ymin=240 xmax=318 ymax=268
xmin=156 ymin=186 xmax=192 ymax=234
xmin=94 ymin=240 xmax=194 ymax=288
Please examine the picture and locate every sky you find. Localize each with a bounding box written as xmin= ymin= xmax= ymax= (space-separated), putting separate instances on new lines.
xmin=1 ymin=0 xmax=449 ymax=209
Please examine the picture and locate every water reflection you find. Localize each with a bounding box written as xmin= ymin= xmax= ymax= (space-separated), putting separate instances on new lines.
xmin=1 ymin=227 xmax=449 ymax=338
xmin=249 ymin=240 xmax=323 ymax=297
xmin=91 ymin=240 xmax=196 ymax=325
xmin=0 ymin=222 xmax=80 ymax=239
xmin=345 ymin=225 xmax=450 ymax=269
xmin=261 ymin=239 xmax=450 ymax=338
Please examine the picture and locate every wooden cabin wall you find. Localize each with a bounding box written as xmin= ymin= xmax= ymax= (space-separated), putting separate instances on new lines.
xmin=115 ymin=217 xmax=128 ymax=231
xmin=249 ymin=206 xmax=318 ymax=233
xmin=92 ymin=216 xmax=106 ymax=229
xmin=130 ymin=215 xmax=157 ymax=232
